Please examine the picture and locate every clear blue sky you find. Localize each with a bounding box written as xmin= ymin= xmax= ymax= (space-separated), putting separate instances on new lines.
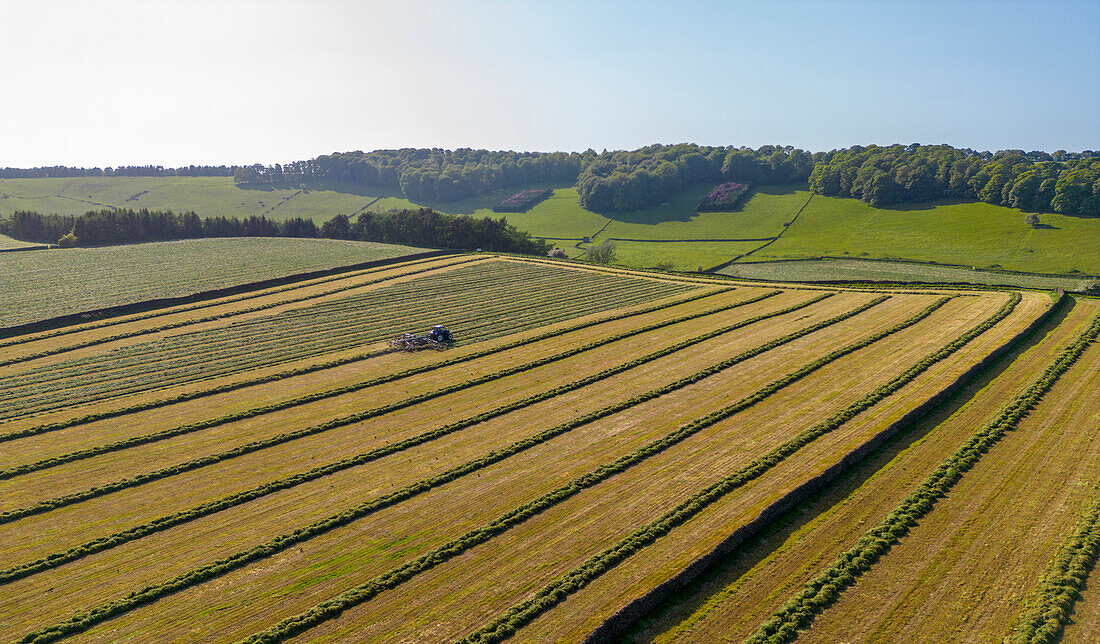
xmin=2 ymin=0 xmax=1097 ymax=167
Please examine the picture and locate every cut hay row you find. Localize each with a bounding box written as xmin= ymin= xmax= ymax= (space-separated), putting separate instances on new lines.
xmin=0 ymin=292 xmax=826 ymax=583
xmin=0 ymin=284 xmax=728 ymax=444
xmin=0 ymin=254 xmax=482 ymax=364
xmin=6 ymin=294 xmax=892 ymax=643
xmin=424 ymin=292 xmax=1026 ymax=644
xmin=227 ymin=295 xmax=1002 ymax=644
xmin=0 ymin=291 xmax=784 ymax=481
xmin=0 ymin=263 xmax=700 ymax=420
xmin=742 ymin=306 xmax=1100 ymax=644
xmin=638 ymin=294 xmax=1084 ymax=644
xmin=1 ymin=259 xmax=638 ymax=385
xmin=793 ymin=324 xmax=1100 ymax=643
xmin=0 ymin=292 xmax=839 ymax=562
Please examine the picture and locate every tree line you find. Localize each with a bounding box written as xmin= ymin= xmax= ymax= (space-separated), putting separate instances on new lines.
xmin=808 ymin=145 xmax=1099 ymax=215
xmin=0 ymin=208 xmax=548 ymax=254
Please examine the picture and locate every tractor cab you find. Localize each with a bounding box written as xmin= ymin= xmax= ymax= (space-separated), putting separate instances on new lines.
xmin=428 ymin=325 xmax=452 ymax=343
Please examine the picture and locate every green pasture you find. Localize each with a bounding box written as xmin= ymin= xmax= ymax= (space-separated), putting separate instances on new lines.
xmin=0 ymin=237 xmax=427 ymax=328
xmin=597 ymin=184 xmax=807 ymax=241
xmin=751 ymin=195 xmax=1100 ymax=275
xmin=592 ymin=240 xmax=763 ymax=272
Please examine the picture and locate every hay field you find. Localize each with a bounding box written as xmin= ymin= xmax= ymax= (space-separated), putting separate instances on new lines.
xmin=0 ymin=254 xmax=1094 ymax=643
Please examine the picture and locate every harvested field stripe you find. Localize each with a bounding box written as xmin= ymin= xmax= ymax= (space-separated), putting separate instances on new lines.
xmin=0 ymin=292 xmax=824 ymax=582
xmin=0 ymin=255 xmax=486 ymax=368
xmin=0 ymin=290 xmax=767 ymax=483
xmin=1007 ymin=486 xmax=1100 ymax=644
xmin=0 ymin=253 xmax=462 ymax=347
xmin=235 ymin=296 xmax=968 ymax=644
xmin=15 ymin=294 xmax=887 ymax=644
xmin=0 ymin=289 xmax=782 ymax=517
xmin=0 ymin=285 xmax=724 ymax=444
xmin=447 ymin=293 xmax=1024 ymax=644
xmin=744 ymin=305 xmax=1100 ymax=644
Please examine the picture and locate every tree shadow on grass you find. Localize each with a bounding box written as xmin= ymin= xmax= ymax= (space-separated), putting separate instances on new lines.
xmin=622 ymin=298 xmax=1077 ymax=642
xmin=598 ymin=183 xmax=806 ymax=227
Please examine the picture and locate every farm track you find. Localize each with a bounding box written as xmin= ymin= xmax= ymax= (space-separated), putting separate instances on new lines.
xmin=0 ymin=288 xmax=780 ymax=497
xmin=795 ymin=315 xmax=1100 ymax=643
xmin=638 ymin=294 xmax=1087 ymax=643
xmin=0 ymin=254 xmax=479 ymax=363
xmin=741 ymin=304 xmax=1100 ymax=644
xmin=0 ymin=290 xmax=840 ymax=568
xmin=0 ymin=281 xmax=725 ymax=444
xmin=4 ymin=293 xmax=897 ymax=642
xmin=281 ymin=294 xmax=1018 ymax=644
xmin=0 ymin=262 xmax=696 ymax=420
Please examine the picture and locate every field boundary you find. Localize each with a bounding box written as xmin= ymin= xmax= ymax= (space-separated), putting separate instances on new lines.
xmin=0 ymin=249 xmax=453 ymax=339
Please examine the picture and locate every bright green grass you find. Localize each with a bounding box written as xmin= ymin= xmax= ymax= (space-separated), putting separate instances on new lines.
xmin=720 ymin=258 xmax=1093 ymax=291
xmin=594 ymin=240 xmax=763 ymax=272
xmin=0 ymin=233 xmax=40 ymax=249
xmin=492 ymin=187 xmax=610 ymax=238
xmin=597 ymin=184 xmax=808 ymax=241
xmin=0 ymin=237 xmax=427 ymax=327
xmin=753 ymin=195 xmax=1100 ymax=275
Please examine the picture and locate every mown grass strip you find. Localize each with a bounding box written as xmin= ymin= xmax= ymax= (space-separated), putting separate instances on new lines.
xmin=234 ymin=296 xmax=975 ymax=644
xmin=14 ymin=294 xmax=885 ymax=644
xmin=0 ymin=253 xmax=464 ymax=350
xmin=1007 ymin=488 xmax=1100 ymax=643
xmin=0 ymin=273 xmax=683 ymax=420
xmin=0 ymin=283 xmax=723 ymax=445
xmin=743 ymin=305 xmax=1099 ymax=644
xmin=0 ymin=289 xmax=759 ymax=485
xmin=0 ymin=256 xmax=484 ymax=368
xmin=451 ymin=293 xmax=1022 ymax=644
xmin=0 ymin=291 xmax=824 ymax=582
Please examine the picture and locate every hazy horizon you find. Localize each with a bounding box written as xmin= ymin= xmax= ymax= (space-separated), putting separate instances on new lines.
xmin=3 ymin=0 xmax=1097 ymax=168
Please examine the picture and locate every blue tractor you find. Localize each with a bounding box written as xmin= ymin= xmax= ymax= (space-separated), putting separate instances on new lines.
xmin=388 ymin=325 xmax=454 ymax=351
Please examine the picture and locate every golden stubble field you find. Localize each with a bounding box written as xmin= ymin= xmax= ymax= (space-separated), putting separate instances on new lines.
xmin=1 ymin=254 xmax=1096 ymax=644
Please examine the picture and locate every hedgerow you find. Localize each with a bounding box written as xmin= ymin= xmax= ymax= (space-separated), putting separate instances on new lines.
xmin=16 ymin=292 xmax=879 ymax=644
xmin=744 ymin=303 xmax=1098 ymax=644
xmin=454 ymin=293 xmax=1023 ymax=644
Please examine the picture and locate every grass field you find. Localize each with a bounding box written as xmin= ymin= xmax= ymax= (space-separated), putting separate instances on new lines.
xmin=749 ymin=195 xmax=1100 ymax=275
xmin=0 ymin=234 xmax=41 ymax=250
xmin=1 ymin=253 xmax=1096 ymax=643
xmin=0 ymin=237 xmax=429 ymax=328
xmin=4 ymin=176 xmax=1096 ymax=278
xmin=720 ymin=258 xmax=1094 ymax=291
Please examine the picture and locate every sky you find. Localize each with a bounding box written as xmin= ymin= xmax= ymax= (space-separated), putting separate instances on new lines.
xmin=1 ymin=0 xmax=1097 ymax=167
